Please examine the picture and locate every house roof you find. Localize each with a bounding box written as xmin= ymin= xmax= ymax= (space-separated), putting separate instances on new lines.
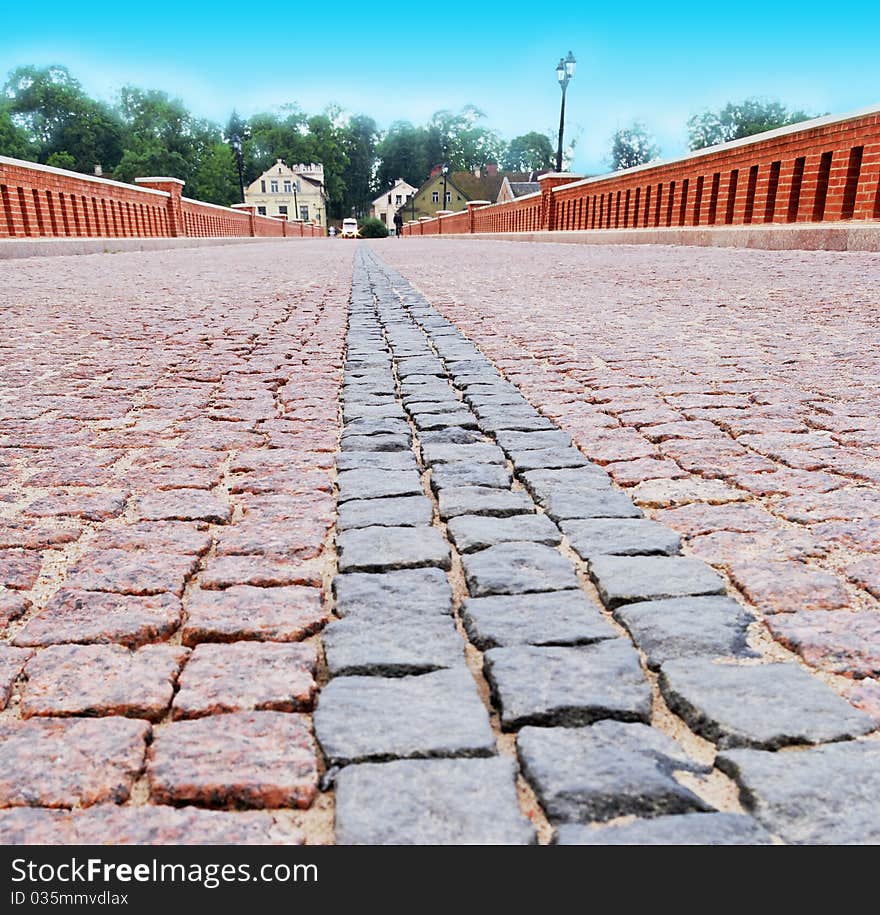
xmin=508 ymin=181 xmax=541 ymax=197
xmin=417 ymin=170 xmax=534 ymax=202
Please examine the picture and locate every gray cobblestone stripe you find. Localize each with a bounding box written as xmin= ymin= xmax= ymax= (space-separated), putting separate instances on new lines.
xmin=314 ymin=245 xmax=880 ymax=845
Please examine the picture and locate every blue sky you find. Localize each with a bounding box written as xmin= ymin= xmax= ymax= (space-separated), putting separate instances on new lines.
xmin=2 ymin=0 xmax=879 ymax=173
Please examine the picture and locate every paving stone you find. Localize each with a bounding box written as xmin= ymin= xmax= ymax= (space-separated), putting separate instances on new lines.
xmin=494 ymin=430 xmax=574 ymax=451
xmin=149 ymin=711 xmax=317 ymax=809
xmin=173 ymin=642 xmax=316 ymax=718
xmin=430 ymin=461 xmax=511 ymax=491
xmin=447 ymin=513 xmax=561 ymax=553
xmin=0 ymin=519 xmax=83 ymax=550
xmin=562 ymin=518 xmax=681 ymax=559
xmin=13 ymin=589 xmax=182 ymax=648
xmin=521 ymin=467 xmax=613 ymax=499
xmin=406 ymin=400 xmax=467 ymax=416
xmin=135 ymin=489 xmax=231 ymax=523
xmin=413 ymin=410 xmax=478 ymax=430
xmin=337 ymin=495 xmax=433 ymax=531
xmin=335 ymin=757 xmax=534 ymax=845
xmin=314 ymin=667 xmax=495 ymax=765
xmin=615 ymin=596 xmax=756 ymax=669
xmin=484 ymin=640 xmax=651 ymax=730
xmin=181 ymin=585 xmax=325 ymax=645
xmin=343 ymin=417 xmax=411 ymax=437
xmin=323 ymin=613 xmax=463 ymax=676
xmin=0 ymin=806 xmax=305 ymax=845
xmin=717 ymin=741 xmax=880 ymax=843
xmin=333 ymin=568 xmax=453 ymax=618
xmin=461 ymin=542 xmax=579 ymax=596
xmin=0 ymin=717 xmax=149 ymax=807
xmin=419 ymin=427 xmax=484 ymax=446
xmin=517 ymin=720 xmax=710 ymax=824
xmin=728 ymin=561 xmax=852 ymax=614
xmin=462 ymin=590 xmax=616 ymax=649
xmin=555 ymin=813 xmax=773 ymax=845
xmin=420 ymin=442 xmax=505 ymax=465
xmin=438 ymin=486 xmax=535 ymax=519
xmin=335 ymin=451 xmax=418 ymax=472
xmin=478 ymin=412 xmax=556 ymax=433
xmin=65 ymin=549 xmax=199 ymax=597
xmin=337 ymin=525 xmax=450 ymax=572
xmin=765 ymin=610 xmax=880 ymax=678
xmin=0 ymin=592 xmax=30 ymax=632
xmin=659 ymin=658 xmax=876 ymax=749
xmin=214 ymin=519 xmax=327 ymax=561
xmin=541 ymin=489 xmax=644 ymax=523
xmin=200 ymin=555 xmax=322 ymax=589
xmin=340 ymin=433 xmax=411 ymax=452
xmin=88 ymin=522 xmax=211 ymax=556
xmin=0 ymin=548 xmax=43 ymax=589
xmin=336 ymin=468 xmax=423 ymax=503
xmin=24 ymin=489 xmax=129 ymax=521
xmin=631 ymin=478 xmax=748 ymax=508
xmin=0 ymin=646 xmax=32 ymax=709
xmin=508 ymin=447 xmax=590 ymax=472
xmin=21 ymin=643 xmax=188 ymax=720
xmin=589 ymin=555 xmax=727 ymax=608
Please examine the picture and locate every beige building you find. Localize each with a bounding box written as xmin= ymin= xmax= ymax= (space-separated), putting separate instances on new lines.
xmin=370 ymin=178 xmax=418 ymax=231
xmin=245 ymin=159 xmax=327 ymax=225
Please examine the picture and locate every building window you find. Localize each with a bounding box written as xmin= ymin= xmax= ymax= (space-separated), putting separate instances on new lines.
xmin=300 ymin=205 xmax=309 ymax=221
xmin=278 ymin=205 xmax=288 ymax=216
xmin=283 ymin=180 xmax=292 ymax=193
xmin=387 ymin=194 xmax=392 ymax=204
xmin=431 ymin=191 xmax=439 ymax=203
xmin=260 ymin=180 xmax=266 ymax=193
xmin=257 ymin=206 xmax=266 ymax=215
xmin=395 ymin=195 xmax=402 ymax=205
xmin=445 ymin=192 xmax=451 ymax=203
xmin=270 ymin=180 xmax=278 ymax=193
xmin=315 ymin=212 xmax=321 ymax=224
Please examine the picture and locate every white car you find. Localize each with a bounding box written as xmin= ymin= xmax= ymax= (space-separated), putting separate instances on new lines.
xmin=340 ymin=218 xmax=359 ymax=238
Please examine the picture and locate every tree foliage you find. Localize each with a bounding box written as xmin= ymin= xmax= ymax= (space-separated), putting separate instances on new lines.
xmin=503 ymin=132 xmax=555 ymax=172
xmin=608 ymin=122 xmax=661 ymax=171
xmin=358 ymin=216 xmax=388 ymax=237
xmin=687 ymin=98 xmax=815 ymax=150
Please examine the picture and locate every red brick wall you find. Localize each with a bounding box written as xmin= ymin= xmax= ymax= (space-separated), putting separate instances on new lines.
xmin=0 ymin=156 xmax=325 ymax=239
xmin=409 ymin=108 xmax=880 ymax=236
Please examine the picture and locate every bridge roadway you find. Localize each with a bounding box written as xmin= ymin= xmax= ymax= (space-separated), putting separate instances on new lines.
xmin=0 ymin=237 xmax=878 ymax=844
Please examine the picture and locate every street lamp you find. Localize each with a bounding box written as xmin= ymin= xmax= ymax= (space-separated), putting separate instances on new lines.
xmin=410 ymin=190 xmax=416 ymax=222
xmin=441 ymin=164 xmax=449 ymax=212
xmin=231 ymin=134 xmax=245 ymax=203
xmin=555 ymin=50 xmax=576 ymax=172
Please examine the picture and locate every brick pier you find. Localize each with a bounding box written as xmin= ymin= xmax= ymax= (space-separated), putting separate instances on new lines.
xmin=0 ymin=238 xmax=878 ymax=844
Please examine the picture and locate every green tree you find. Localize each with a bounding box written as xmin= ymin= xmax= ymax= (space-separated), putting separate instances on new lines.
xmin=503 ymin=131 xmax=555 ymax=172
xmin=427 ymin=106 xmax=506 ymax=172
xmin=114 ymin=86 xmax=219 ymax=186
xmin=376 ymin=121 xmax=430 ymax=189
xmin=303 ymin=108 xmax=349 ymax=218
xmin=46 ymin=150 xmax=76 ymax=169
xmin=3 ymin=64 xmax=123 ymax=172
xmin=245 ymin=108 xmax=310 ymax=182
xmin=190 ymin=141 xmax=240 ymax=206
xmin=687 ymin=98 xmax=815 ymax=150
xmin=341 ymin=114 xmax=378 ymax=217
xmin=608 ymin=122 xmax=661 ymax=170
xmin=0 ymin=105 xmax=36 ymax=159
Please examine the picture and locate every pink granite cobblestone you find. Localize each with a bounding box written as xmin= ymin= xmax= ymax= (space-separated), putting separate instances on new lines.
xmin=375 ymin=238 xmax=880 ymax=688
xmin=0 ymin=242 xmax=350 ymax=841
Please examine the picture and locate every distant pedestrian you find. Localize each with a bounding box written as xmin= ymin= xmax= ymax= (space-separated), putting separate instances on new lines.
xmin=393 ymin=210 xmax=404 ymax=237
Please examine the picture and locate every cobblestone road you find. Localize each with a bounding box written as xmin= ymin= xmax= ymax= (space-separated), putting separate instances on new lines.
xmin=1 ymin=238 xmax=878 ymax=844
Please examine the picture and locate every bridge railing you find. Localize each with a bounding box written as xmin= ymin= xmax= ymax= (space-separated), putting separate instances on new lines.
xmin=402 ymin=106 xmax=880 ymax=237
xmin=0 ymin=156 xmax=325 ymax=239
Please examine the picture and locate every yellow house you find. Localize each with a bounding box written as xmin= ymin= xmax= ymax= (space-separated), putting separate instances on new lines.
xmin=245 ymin=159 xmax=327 ymax=225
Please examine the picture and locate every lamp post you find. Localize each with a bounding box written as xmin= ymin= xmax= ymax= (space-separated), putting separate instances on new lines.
xmin=441 ymin=164 xmax=449 ymax=212
xmin=555 ymin=50 xmax=576 ymax=172
xmin=410 ymin=190 xmax=416 ymax=222
xmin=231 ymin=134 xmax=245 ymax=203
xmin=293 ymin=181 xmax=299 ymax=222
